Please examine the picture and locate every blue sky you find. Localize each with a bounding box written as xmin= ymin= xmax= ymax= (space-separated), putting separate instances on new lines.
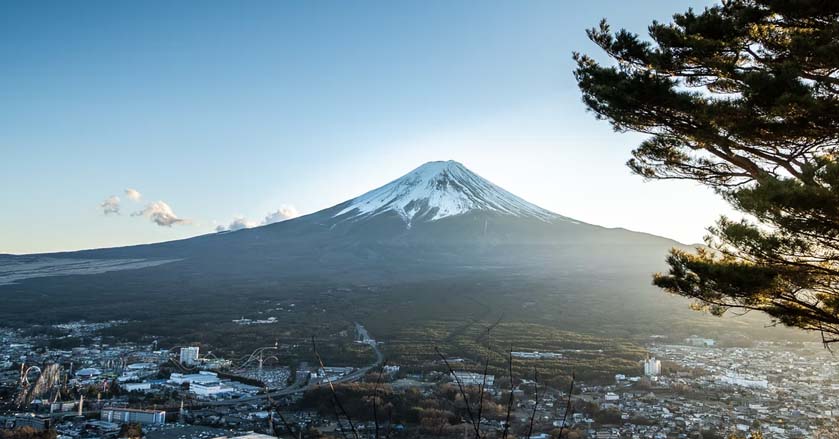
xmin=0 ymin=0 xmax=727 ymax=254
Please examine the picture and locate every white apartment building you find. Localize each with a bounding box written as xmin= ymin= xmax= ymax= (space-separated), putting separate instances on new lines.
xmin=179 ymin=346 xmax=200 ymax=366
xmin=644 ymin=357 xmax=662 ymax=376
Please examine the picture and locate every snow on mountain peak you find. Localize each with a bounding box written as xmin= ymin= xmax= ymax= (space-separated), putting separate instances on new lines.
xmin=335 ymin=160 xmax=568 ymax=226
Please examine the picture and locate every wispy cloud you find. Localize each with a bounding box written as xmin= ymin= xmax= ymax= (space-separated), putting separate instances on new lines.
xmin=216 ymin=205 xmax=300 ymax=232
xmin=132 ymin=201 xmax=189 ymax=227
xmin=124 ymin=188 xmax=142 ymax=201
xmin=101 ymin=196 xmax=120 ymax=215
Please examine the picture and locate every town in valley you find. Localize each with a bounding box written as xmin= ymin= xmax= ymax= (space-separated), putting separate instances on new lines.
xmin=2 ymin=320 xmax=837 ymax=439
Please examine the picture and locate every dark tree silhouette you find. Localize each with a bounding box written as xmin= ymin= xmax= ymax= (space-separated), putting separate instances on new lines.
xmin=574 ymin=0 xmax=839 ymax=342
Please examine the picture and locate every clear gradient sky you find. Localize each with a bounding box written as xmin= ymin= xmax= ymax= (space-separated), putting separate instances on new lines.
xmin=1 ymin=0 xmax=731 ymax=254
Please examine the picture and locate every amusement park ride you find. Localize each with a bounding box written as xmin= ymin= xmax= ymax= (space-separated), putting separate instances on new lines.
xmin=14 ymin=342 xmax=286 ymax=405
xmin=15 ymin=363 xmax=63 ymax=408
xmin=235 ymin=343 xmax=281 ymax=374
xmin=167 ymin=341 xmax=283 ymax=375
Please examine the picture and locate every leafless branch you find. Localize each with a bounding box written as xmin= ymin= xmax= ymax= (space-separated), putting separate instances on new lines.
xmin=526 ymin=367 xmax=539 ymax=439
xmin=557 ymin=372 xmax=576 ymax=439
xmin=312 ymin=336 xmax=359 ymax=439
xmin=435 ymin=346 xmax=481 ymax=439
xmin=372 ymin=360 xmax=388 ymax=439
xmin=501 ymin=345 xmax=515 ymax=439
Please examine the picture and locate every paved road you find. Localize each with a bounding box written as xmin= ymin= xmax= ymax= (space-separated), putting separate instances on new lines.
xmin=204 ymin=323 xmax=383 ymax=406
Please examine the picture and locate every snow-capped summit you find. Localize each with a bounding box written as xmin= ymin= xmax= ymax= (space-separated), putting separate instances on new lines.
xmin=335 ymin=160 xmax=568 ymax=226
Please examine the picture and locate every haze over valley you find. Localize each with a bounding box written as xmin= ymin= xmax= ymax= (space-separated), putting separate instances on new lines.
xmin=0 ymin=160 xmax=806 ymax=352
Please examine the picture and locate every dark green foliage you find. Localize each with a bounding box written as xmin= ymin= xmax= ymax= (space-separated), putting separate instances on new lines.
xmin=297 ymin=382 xmax=502 ymax=428
xmin=592 ymin=407 xmax=622 ymax=425
xmin=118 ymin=423 xmax=143 ymax=439
xmin=0 ymin=428 xmax=56 ymax=439
xmin=574 ymin=0 xmax=839 ymax=341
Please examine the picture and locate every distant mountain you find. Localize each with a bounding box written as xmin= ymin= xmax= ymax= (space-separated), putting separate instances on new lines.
xmin=1 ymin=160 xmax=730 ymax=341
xmin=0 ymin=158 xmax=692 ymax=290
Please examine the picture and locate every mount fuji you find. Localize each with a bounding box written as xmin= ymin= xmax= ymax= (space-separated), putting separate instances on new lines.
xmin=0 ymin=160 xmax=706 ymax=336
xmin=333 ymin=160 xmax=567 ymax=226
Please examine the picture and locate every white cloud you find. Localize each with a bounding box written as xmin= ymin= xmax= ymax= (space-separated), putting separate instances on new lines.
xmin=132 ymin=201 xmax=188 ymax=227
xmin=263 ymin=205 xmax=299 ymax=224
xmin=216 ymin=205 xmax=300 ymax=232
xmin=124 ymin=188 xmax=142 ymax=201
xmin=216 ymin=216 xmax=258 ymax=232
xmin=101 ymin=196 xmax=120 ymax=215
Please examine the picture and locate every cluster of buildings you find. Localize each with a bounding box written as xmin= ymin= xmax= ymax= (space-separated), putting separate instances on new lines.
xmin=0 ymin=323 xmax=303 ymax=437
xmin=308 ymin=366 xmax=354 ymax=384
xmin=558 ymin=339 xmax=836 ymax=438
xmin=3 ymin=406 xmax=282 ymax=439
xmin=643 ymin=341 xmax=839 ymax=434
xmin=451 ymin=371 xmax=495 ymax=387
xmin=410 ymin=338 xmax=838 ymax=438
xmin=6 ymin=319 xmax=839 ymax=439
xmin=230 ymin=317 xmax=278 ymax=326
xmin=0 ymin=325 xmax=173 ymax=396
xmin=0 ymin=322 xmax=380 ymax=439
xmin=470 ymin=341 xmax=833 ymax=438
xmin=511 ymin=351 xmax=564 ymax=360
xmin=684 ymin=336 xmax=716 ymax=348
xmin=169 ymin=371 xmax=261 ymax=398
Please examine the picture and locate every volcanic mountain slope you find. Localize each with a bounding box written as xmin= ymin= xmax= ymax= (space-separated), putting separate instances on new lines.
xmin=0 ymin=160 xmax=719 ymax=339
xmin=1 ymin=160 xmax=686 ymax=282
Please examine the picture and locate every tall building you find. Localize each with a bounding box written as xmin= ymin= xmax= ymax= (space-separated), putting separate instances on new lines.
xmin=643 ymin=357 xmax=661 ymax=376
xmin=179 ymin=346 xmax=199 ymax=366
xmin=718 ymin=372 xmax=768 ymax=389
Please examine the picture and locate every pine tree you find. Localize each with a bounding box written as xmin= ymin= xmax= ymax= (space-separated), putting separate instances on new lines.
xmin=573 ymin=0 xmax=839 ymax=342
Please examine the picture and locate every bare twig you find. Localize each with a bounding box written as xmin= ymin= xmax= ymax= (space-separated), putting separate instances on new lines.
xmin=557 ymin=372 xmax=576 ymax=439
xmin=501 ymin=346 xmax=514 ymax=439
xmin=526 ymin=367 xmax=539 ymax=439
xmin=372 ymin=360 xmax=388 ymax=439
xmin=267 ymin=388 xmax=299 ymax=439
xmin=385 ymin=405 xmax=394 ymax=439
xmin=435 ymin=346 xmax=481 ymax=439
xmin=476 ymin=356 xmax=489 ymax=430
xmin=330 ymin=398 xmax=351 ymax=439
xmin=274 ymin=408 xmax=299 ymax=439
xmin=312 ymin=336 xmax=359 ymax=439
xmin=474 ymin=315 xmax=501 ymax=437
xmin=476 ymin=314 xmax=504 ymax=344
